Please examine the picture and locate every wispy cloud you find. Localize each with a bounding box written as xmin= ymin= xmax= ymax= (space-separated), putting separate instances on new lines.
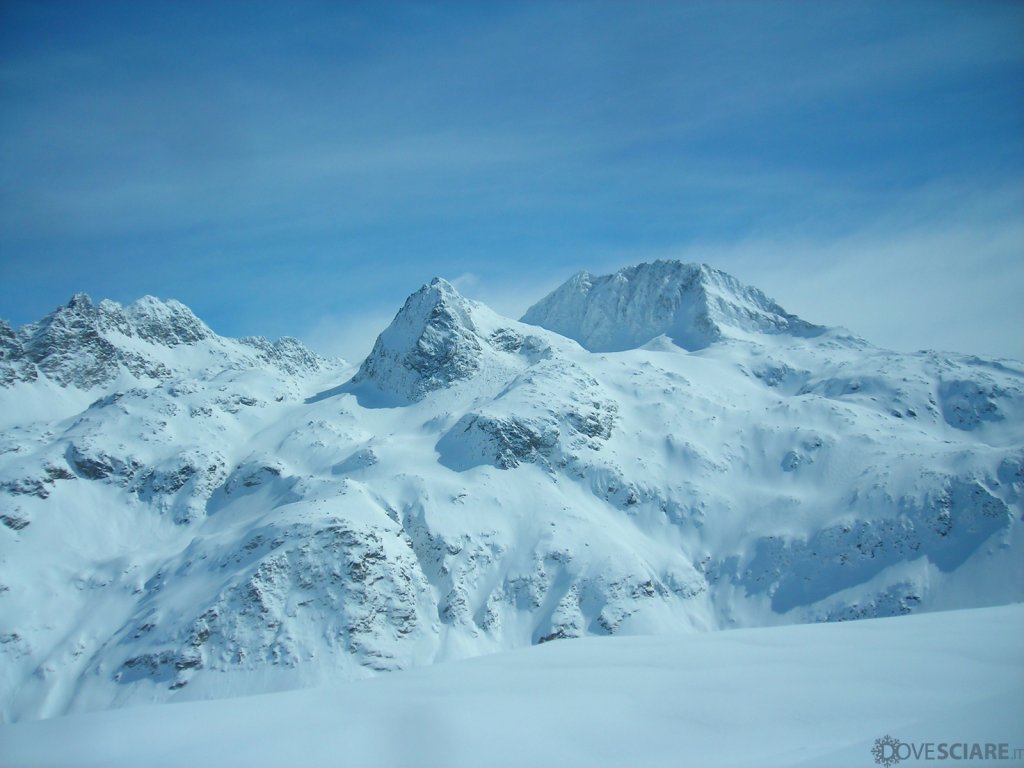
xmin=657 ymin=183 xmax=1024 ymax=360
xmin=1 ymin=1 xmax=1022 ymax=362
xmin=300 ymin=308 xmax=395 ymax=365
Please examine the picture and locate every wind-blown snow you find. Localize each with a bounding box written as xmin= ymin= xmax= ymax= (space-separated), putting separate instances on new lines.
xmin=1 ymin=603 xmax=1021 ymax=768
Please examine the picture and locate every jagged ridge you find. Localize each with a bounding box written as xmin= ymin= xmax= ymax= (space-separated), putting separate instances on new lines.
xmin=1 ymin=293 xmax=333 ymax=389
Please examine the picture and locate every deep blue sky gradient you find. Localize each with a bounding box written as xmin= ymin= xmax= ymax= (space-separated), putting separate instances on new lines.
xmin=1 ymin=1 xmax=1022 ymax=359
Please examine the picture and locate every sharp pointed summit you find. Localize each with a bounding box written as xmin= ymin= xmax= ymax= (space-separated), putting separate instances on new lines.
xmin=353 ymin=278 xmax=484 ymax=402
xmin=521 ymin=261 xmax=825 ymax=352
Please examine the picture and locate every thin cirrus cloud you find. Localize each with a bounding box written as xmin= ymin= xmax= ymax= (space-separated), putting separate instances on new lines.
xmin=676 ymin=189 xmax=1024 ymax=362
xmin=0 ymin=1 xmax=1021 ymax=361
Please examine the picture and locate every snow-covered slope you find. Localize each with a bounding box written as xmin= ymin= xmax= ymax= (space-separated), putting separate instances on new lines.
xmin=1 ymin=264 xmax=1022 ymax=723
xmin=520 ymin=260 xmax=825 ymax=351
xmin=2 ymin=603 xmax=1021 ymax=768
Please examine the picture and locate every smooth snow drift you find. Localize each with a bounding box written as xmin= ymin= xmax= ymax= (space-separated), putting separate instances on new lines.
xmin=1 ymin=603 xmax=1021 ymax=768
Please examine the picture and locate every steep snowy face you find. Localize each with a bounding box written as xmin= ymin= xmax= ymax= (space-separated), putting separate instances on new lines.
xmin=353 ymin=278 xmax=482 ymax=401
xmin=521 ymin=260 xmax=824 ymax=351
xmin=351 ymin=277 xmax=553 ymax=404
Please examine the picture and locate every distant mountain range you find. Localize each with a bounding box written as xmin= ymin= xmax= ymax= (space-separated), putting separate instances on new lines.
xmin=2 ymin=261 xmax=1021 ymax=722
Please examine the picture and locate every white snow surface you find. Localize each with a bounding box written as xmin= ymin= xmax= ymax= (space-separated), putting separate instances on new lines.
xmin=520 ymin=261 xmax=826 ymax=351
xmin=1 ymin=603 xmax=1021 ymax=768
xmin=1 ymin=262 xmax=1023 ymax=725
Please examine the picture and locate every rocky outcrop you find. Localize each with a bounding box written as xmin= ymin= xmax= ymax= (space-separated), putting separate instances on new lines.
xmin=107 ymin=516 xmax=438 ymax=691
xmin=352 ymin=278 xmax=484 ymax=402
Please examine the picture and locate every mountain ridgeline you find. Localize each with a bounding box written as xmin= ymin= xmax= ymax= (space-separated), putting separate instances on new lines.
xmin=521 ymin=261 xmax=825 ymax=351
xmin=1 ymin=261 xmax=1022 ymax=722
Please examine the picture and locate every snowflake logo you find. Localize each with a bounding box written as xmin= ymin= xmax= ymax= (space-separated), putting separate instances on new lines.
xmin=872 ymin=735 xmax=902 ymax=767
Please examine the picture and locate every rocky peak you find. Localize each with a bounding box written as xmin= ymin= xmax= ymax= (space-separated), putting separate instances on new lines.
xmin=122 ymin=296 xmax=213 ymax=346
xmin=0 ymin=319 xmax=20 ymax=359
xmin=522 ymin=260 xmax=823 ymax=352
xmin=353 ymin=278 xmax=484 ymax=402
xmin=19 ymin=294 xmax=213 ymax=352
xmin=22 ymin=293 xmax=99 ymax=348
xmin=0 ymin=320 xmax=26 ymax=386
xmin=13 ymin=294 xmax=171 ymax=387
xmin=66 ymin=292 xmax=93 ymax=311
xmin=1 ymin=294 xmax=328 ymax=390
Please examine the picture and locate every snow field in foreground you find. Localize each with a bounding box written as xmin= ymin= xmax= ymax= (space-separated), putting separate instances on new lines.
xmin=1 ymin=603 xmax=1021 ymax=768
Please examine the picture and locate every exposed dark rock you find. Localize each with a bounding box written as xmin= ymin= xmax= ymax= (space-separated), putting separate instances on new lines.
xmin=353 ymin=279 xmax=482 ymax=402
xmin=725 ymin=477 xmax=1010 ymax=613
xmin=939 ymin=379 xmax=1005 ymax=430
xmin=1 ymin=514 xmax=30 ymax=531
xmin=438 ymin=413 xmax=560 ymax=470
xmin=2 ymin=294 xmax=330 ymax=389
xmin=66 ymin=443 xmax=143 ymax=484
xmin=240 ymin=336 xmax=330 ymax=375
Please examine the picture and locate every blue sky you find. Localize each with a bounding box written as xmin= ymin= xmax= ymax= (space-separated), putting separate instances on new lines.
xmin=1 ymin=0 xmax=1022 ymax=360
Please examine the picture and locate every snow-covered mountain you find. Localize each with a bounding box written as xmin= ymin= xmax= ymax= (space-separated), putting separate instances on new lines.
xmin=1 ymin=263 xmax=1022 ymax=723
xmin=520 ymin=261 xmax=825 ymax=351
